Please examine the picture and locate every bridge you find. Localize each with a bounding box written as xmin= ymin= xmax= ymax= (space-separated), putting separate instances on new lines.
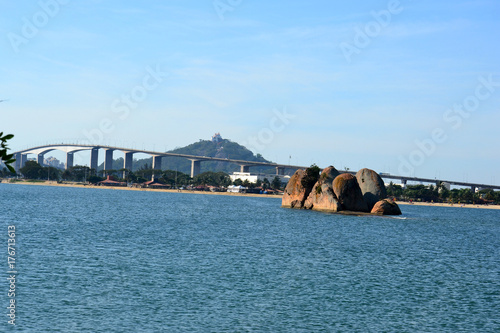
xmin=12 ymin=144 xmax=304 ymax=179
xmin=11 ymin=143 xmax=500 ymax=192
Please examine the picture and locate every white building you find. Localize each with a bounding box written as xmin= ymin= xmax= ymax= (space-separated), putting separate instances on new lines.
xmin=230 ymin=172 xmax=290 ymax=184
xmin=227 ymin=185 xmax=247 ymax=193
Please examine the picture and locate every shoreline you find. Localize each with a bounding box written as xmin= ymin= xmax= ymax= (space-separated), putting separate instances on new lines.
xmin=1 ymin=180 xmax=282 ymax=199
xmin=396 ymin=200 xmax=500 ymax=210
xmin=3 ymin=180 xmax=500 ymax=210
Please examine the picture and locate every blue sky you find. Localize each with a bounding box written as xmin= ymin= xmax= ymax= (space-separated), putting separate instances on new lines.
xmin=1 ymin=0 xmax=499 ymax=185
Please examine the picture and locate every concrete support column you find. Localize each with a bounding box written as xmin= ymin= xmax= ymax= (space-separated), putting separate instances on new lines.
xmin=471 ymin=186 xmax=476 ymax=193
xmin=190 ymin=160 xmax=200 ymax=178
xmin=152 ymin=155 xmax=162 ymax=180
xmin=20 ymin=154 xmax=28 ymax=168
xmin=37 ymin=153 xmax=45 ymax=166
xmin=14 ymin=153 xmax=22 ymax=172
xmin=276 ymin=167 xmax=285 ymax=175
xmin=90 ymin=148 xmax=99 ymax=172
xmin=124 ymin=152 xmax=134 ymax=179
xmin=240 ymin=165 xmax=250 ymax=173
xmin=104 ymin=149 xmax=114 ymax=172
xmin=66 ymin=152 xmax=74 ymax=169
xmin=401 ymin=179 xmax=407 ymax=189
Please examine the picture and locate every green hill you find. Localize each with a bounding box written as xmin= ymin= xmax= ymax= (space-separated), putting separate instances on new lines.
xmin=99 ymin=137 xmax=277 ymax=175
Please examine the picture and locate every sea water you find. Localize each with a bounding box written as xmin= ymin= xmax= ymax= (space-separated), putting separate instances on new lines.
xmin=1 ymin=183 xmax=499 ymax=332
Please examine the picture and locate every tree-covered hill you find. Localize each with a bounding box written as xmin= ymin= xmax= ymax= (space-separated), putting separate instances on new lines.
xmin=99 ymin=137 xmax=277 ymax=175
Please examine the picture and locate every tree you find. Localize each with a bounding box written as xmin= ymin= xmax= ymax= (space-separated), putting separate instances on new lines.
xmin=387 ymin=182 xmax=403 ymax=198
xmin=45 ymin=166 xmax=62 ymax=180
xmin=193 ymin=171 xmax=231 ymax=187
xmin=271 ymin=176 xmax=282 ymax=190
xmin=0 ymin=132 xmax=16 ymax=173
xmin=160 ymin=170 xmax=191 ymax=186
xmin=88 ymin=175 xmax=104 ymax=184
xmin=62 ymin=165 xmax=91 ymax=182
xmin=301 ymin=164 xmax=320 ymax=189
xmin=262 ymin=178 xmax=270 ymax=190
xmin=20 ymin=161 xmax=44 ymax=179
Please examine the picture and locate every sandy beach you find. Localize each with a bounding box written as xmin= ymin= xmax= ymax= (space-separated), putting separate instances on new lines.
xmin=396 ymin=200 xmax=500 ymax=210
xmin=1 ymin=180 xmax=282 ymax=199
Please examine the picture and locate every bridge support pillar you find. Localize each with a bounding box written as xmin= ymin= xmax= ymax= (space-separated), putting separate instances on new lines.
xmin=90 ymin=148 xmax=99 ymax=172
xmin=276 ymin=167 xmax=285 ymax=175
xmin=240 ymin=165 xmax=250 ymax=173
xmin=37 ymin=153 xmax=45 ymax=166
xmin=20 ymin=154 xmax=28 ymax=169
xmin=14 ymin=153 xmax=22 ymax=173
xmin=401 ymin=179 xmax=407 ymax=189
xmin=471 ymin=186 xmax=476 ymax=193
xmin=190 ymin=160 xmax=200 ymax=178
xmin=66 ymin=152 xmax=74 ymax=169
xmin=124 ymin=152 xmax=134 ymax=179
xmin=104 ymin=149 xmax=114 ymax=174
xmin=152 ymin=155 xmax=162 ymax=180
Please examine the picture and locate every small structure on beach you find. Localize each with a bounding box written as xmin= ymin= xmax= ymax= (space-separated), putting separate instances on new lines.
xmin=142 ymin=179 xmax=170 ymax=189
xmin=227 ymin=185 xmax=247 ymax=193
xmin=98 ymin=176 xmax=126 ymax=187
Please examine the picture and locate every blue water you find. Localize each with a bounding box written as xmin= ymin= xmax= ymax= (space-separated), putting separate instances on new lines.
xmin=1 ymin=183 xmax=499 ymax=332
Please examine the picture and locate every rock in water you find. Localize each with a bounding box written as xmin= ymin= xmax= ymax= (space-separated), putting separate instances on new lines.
xmin=371 ymin=199 xmax=402 ymax=215
xmin=282 ymin=169 xmax=318 ymax=208
xmin=304 ymin=166 xmax=341 ymax=211
xmin=355 ymin=168 xmax=387 ymax=210
xmin=332 ymin=173 xmax=369 ymax=212
xmin=319 ymin=165 xmax=341 ymax=182
xmin=304 ymin=183 xmax=341 ymax=212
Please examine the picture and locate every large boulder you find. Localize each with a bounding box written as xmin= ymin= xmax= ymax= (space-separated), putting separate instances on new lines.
xmin=332 ymin=173 xmax=369 ymax=212
xmin=318 ymin=166 xmax=341 ymax=184
xmin=282 ymin=168 xmax=318 ymax=209
xmin=304 ymin=183 xmax=341 ymax=212
xmin=371 ymin=199 xmax=402 ymax=215
xmin=356 ymin=168 xmax=387 ymax=210
xmin=304 ymin=166 xmax=341 ymax=211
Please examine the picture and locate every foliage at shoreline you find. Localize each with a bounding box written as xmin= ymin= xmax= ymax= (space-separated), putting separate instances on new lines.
xmin=5 ymin=161 xmax=285 ymax=190
xmin=387 ymin=182 xmax=500 ymax=205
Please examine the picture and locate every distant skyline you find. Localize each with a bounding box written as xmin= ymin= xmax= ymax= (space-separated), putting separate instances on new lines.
xmin=1 ymin=0 xmax=499 ymax=185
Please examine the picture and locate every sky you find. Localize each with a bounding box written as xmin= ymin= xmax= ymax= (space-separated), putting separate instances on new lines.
xmin=1 ymin=0 xmax=499 ymax=185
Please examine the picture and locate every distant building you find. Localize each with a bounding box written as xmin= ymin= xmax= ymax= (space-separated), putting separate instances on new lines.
xmin=45 ymin=157 xmax=65 ymax=169
xmin=441 ymin=182 xmax=451 ymax=191
xmin=227 ymin=185 xmax=247 ymax=193
xmin=230 ymin=172 xmax=290 ymax=184
xmin=212 ymin=132 xmax=222 ymax=143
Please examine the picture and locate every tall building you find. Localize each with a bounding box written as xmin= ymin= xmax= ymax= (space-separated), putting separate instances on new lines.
xmin=45 ymin=157 xmax=65 ymax=169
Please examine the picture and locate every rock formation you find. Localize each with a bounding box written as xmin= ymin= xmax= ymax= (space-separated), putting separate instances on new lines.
xmin=283 ymin=165 xmax=401 ymax=216
xmin=371 ymin=199 xmax=402 ymax=215
xmin=282 ymin=169 xmax=318 ymax=209
xmin=332 ymin=173 xmax=369 ymax=212
xmin=304 ymin=166 xmax=341 ymax=211
xmin=356 ymin=168 xmax=387 ymax=210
